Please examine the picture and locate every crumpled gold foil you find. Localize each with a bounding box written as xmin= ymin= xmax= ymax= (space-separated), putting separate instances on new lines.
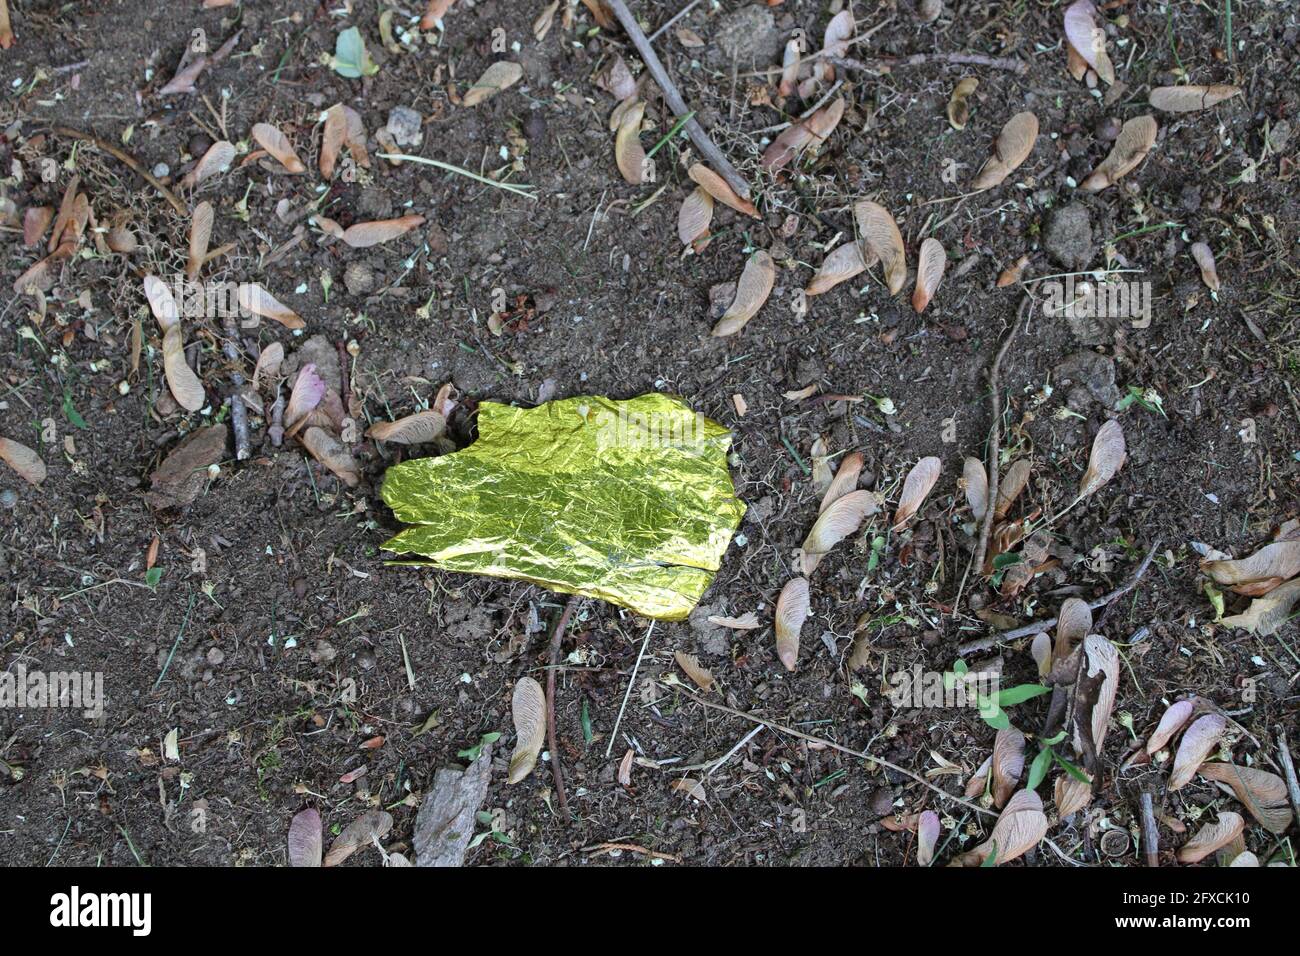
xmin=380 ymin=394 xmax=746 ymax=620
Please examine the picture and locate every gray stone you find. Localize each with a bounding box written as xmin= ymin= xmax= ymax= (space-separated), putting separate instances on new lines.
xmin=1042 ymin=203 xmax=1094 ymax=270
xmin=711 ymin=5 xmax=781 ymax=65
xmin=1054 ymin=351 xmax=1121 ymax=408
xmin=343 ymin=260 xmax=374 ymax=296
xmin=1066 ymin=310 xmax=1110 ymax=347
xmin=385 ymin=106 xmax=423 ymax=148
xmin=145 ymin=425 xmax=229 ymax=510
xmin=356 ymin=187 xmax=393 ymax=221
xmin=689 ymin=604 xmax=730 ymax=657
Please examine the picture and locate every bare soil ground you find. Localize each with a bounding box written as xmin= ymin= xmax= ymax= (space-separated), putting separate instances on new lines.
xmin=1 ymin=0 xmax=1298 ymax=867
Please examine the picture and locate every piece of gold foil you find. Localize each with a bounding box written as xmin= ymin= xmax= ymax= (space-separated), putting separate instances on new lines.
xmin=380 ymin=394 xmax=746 ymax=620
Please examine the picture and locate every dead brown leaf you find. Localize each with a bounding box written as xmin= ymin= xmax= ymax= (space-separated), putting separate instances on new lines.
xmin=366 ymin=410 xmax=447 ymax=444
xmin=911 ymin=237 xmax=946 ymax=313
xmin=238 ymin=282 xmax=305 ymax=329
xmin=463 ymin=61 xmax=523 ymax=107
xmin=1176 ymin=812 xmax=1244 ymax=864
xmin=1148 ymin=85 xmax=1241 ymax=113
xmin=1081 ymin=115 xmax=1157 ymax=191
xmin=301 ymin=427 xmax=361 ymax=486
xmin=1078 ymin=419 xmax=1125 ymax=498
xmin=775 ymin=576 xmax=809 ymax=672
xmin=251 ymin=122 xmax=306 ymax=174
xmin=972 ymin=112 xmax=1038 ymax=190
xmin=892 ymin=456 xmax=941 ymax=531
xmin=853 ymin=201 xmax=907 ymax=294
xmin=674 ymin=651 xmax=717 ymax=693
xmin=711 ymin=250 xmax=775 ymax=337
xmin=804 ymin=241 xmax=872 ymax=296
xmin=0 ymin=436 xmax=47 ymax=485
xmin=1169 ymin=713 xmax=1226 ymax=790
xmin=508 ymin=676 xmax=546 ymax=783
xmin=323 ymin=810 xmax=393 ymax=867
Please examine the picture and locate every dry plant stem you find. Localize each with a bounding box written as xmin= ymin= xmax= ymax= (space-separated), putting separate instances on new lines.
xmin=52 ymin=126 xmax=187 ymax=216
xmin=604 ymin=621 xmax=654 ymax=758
xmin=753 ymin=79 xmax=844 ymax=135
xmin=269 ymin=383 xmax=284 ymax=448
xmin=973 ymin=302 xmax=1027 ymax=576
xmin=1277 ymin=726 xmax=1300 ymax=829
xmin=673 ymin=686 xmax=997 ymax=818
xmin=647 ymin=0 xmax=700 ymax=42
xmin=828 ymin=52 xmax=1027 ymax=76
xmin=583 ymin=841 xmax=682 ymax=863
xmin=221 ymin=319 xmax=250 ymax=460
xmin=957 ymin=540 xmax=1162 ymax=656
xmin=605 ymin=0 xmax=752 ymax=200
xmin=1140 ymin=792 xmax=1160 ymax=866
xmin=953 ymin=299 xmax=1028 ymax=613
xmin=546 ymin=595 xmax=579 ymax=821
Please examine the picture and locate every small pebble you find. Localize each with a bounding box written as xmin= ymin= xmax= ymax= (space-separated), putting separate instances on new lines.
xmin=385 ymin=106 xmax=423 ymax=148
xmin=524 ymin=111 xmax=548 ymax=143
xmin=0 ymin=489 xmax=17 ymax=509
xmin=152 ymin=162 xmax=170 ymax=178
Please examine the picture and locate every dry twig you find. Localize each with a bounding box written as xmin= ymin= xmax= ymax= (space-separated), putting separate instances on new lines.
xmin=1277 ymin=726 xmax=1300 ymax=831
xmin=671 ymin=686 xmax=997 ymax=818
xmin=546 ymin=596 xmax=579 ymax=821
xmin=1139 ymin=792 xmax=1160 ymax=866
xmin=52 ymin=126 xmax=187 ymax=215
xmin=958 ymin=540 xmax=1162 ymax=656
xmin=953 ymin=297 xmax=1030 ymax=613
xmin=604 ymin=621 xmax=653 ymax=758
xmin=828 ymin=52 xmax=1028 ymax=76
xmin=606 ymin=0 xmax=753 ymax=200
xmin=221 ymin=319 xmax=251 ymax=461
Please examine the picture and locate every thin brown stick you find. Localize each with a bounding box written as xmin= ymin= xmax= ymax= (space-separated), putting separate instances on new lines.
xmin=583 ymin=841 xmax=682 ymax=863
xmin=546 ymin=595 xmax=579 ymax=822
xmin=605 ymin=0 xmax=752 ymax=200
xmin=958 ymin=539 xmax=1162 ymax=656
xmin=1139 ymin=792 xmax=1160 ymax=866
xmin=671 ymin=686 xmax=997 ymax=818
xmin=953 ymin=298 xmax=1029 ymax=613
xmin=828 ymin=52 xmax=1028 ymax=76
xmin=52 ymin=126 xmax=187 ymax=216
xmin=221 ymin=318 xmax=251 ymax=461
xmin=1277 ymin=726 xmax=1300 ymax=831
xmin=973 ymin=300 xmax=1028 ymax=577
xmin=269 ymin=382 xmax=285 ymax=447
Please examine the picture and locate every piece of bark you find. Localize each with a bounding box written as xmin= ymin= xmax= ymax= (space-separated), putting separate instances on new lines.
xmin=145 ymin=425 xmax=228 ymax=509
xmin=414 ymin=744 xmax=493 ymax=867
